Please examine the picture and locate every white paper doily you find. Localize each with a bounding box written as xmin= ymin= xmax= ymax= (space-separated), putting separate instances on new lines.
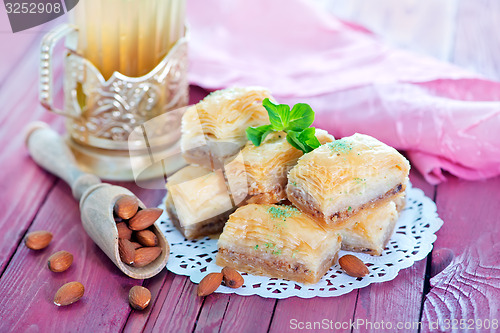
xmin=157 ymin=182 xmax=443 ymax=298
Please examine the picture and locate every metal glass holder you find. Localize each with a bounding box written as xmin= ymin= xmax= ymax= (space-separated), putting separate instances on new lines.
xmin=40 ymin=24 xmax=189 ymax=181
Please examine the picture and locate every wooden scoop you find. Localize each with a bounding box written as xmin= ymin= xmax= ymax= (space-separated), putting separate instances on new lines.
xmin=25 ymin=122 xmax=169 ymax=279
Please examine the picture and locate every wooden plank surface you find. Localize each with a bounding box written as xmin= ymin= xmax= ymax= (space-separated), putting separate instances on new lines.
xmin=217 ymin=295 xmax=276 ymax=333
xmin=422 ymin=176 xmax=500 ymax=332
xmin=0 ymin=32 xmax=64 ymax=274
xmin=270 ymin=293 xmax=357 ymax=332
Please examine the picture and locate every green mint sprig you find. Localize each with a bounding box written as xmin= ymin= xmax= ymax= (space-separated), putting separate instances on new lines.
xmin=246 ymin=98 xmax=321 ymax=153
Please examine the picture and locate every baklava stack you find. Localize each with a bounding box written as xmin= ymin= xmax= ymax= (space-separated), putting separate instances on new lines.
xmin=168 ymin=87 xmax=334 ymax=239
xmin=168 ymin=87 xmax=272 ymax=239
xmin=166 ymin=86 xmax=412 ymax=285
xmin=216 ymin=133 xmax=410 ymax=284
xmin=286 ymin=133 xmax=410 ymax=255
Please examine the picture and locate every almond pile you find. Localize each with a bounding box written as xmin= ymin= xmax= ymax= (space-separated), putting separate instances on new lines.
xmin=23 ymin=195 xmax=160 ymax=310
xmin=114 ymin=195 xmax=163 ymax=267
xmin=197 ymin=266 xmax=244 ymax=296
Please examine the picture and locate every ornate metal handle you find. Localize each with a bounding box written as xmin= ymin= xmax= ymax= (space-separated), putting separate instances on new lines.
xmin=39 ymin=24 xmax=79 ymax=118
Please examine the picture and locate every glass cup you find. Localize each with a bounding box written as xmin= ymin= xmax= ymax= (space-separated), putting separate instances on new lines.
xmin=39 ymin=0 xmax=188 ymax=180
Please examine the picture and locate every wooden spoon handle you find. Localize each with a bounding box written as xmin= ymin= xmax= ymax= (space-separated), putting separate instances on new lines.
xmin=25 ymin=122 xmax=101 ymax=200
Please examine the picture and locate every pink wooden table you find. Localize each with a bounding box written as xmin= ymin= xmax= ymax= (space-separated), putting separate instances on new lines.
xmin=0 ymin=3 xmax=499 ymax=332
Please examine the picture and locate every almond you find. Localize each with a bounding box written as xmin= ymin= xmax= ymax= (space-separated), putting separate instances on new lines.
xmin=339 ymin=254 xmax=369 ymax=278
xmin=25 ymin=230 xmax=53 ymax=250
xmin=130 ymin=242 xmax=143 ymax=250
xmin=221 ymin=266 xmax=244 ymax=288
xmin=48 ymin=251 xmax=73 ymax=272
xmin=114 ymin=195 xmax=139 ymax=220
xmin=135 ymin=230 xmax=158 ymax=247
xmin=54 ymin=281 xmax=84 ymax=306
xmin=129 ymin=286 xmax=151 ymax=310
xmin=116 ymin=222 xmax=133 ymax=240
xmin=128 ymin=208 xmax=163 ymax=231
xmin=197 ymin=272 xmax=223 ymax=296
xmin=119 ymin=239 xmax=136 ymax=265
xmin=133 ymin=247 xmax=162 ymax=267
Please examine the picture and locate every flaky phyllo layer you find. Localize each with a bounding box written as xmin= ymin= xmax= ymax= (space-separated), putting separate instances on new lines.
xmin=181 ymin=87 xmax=273 ymax=166
xmin=339 ymin=193 xmax=405 ymax=255
xmin=217 ymin=204 xmax=341 ymax=283
xmin=165 ymin=165 xmax=249 ymax=239
xmin=224 ymin=129 xmax=334 ymax=204
xmin=287 ymin=133 xmax=410 ymax=226
xmin=167 ymin=166 xmax=232 ymax=226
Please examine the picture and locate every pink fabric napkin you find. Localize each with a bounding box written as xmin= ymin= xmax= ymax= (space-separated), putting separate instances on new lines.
xmin=186 ymin=0 xmax=500 ymax=184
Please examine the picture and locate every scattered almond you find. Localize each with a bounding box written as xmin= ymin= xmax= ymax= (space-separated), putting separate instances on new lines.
xmin=116 ymin=222 xmax=133 ymax=240
xmin=339 ymin=254 xmax=369 ymax=278
xmin=25 ymin=230 xmax=53 ymax=250
xmin=129 ymin=286 xmax=151 ymax=310
xmin=114 ymin=195 xmax=139 ymax=220
xmin=54 ymin=281 xmax=85 ymax=306
xmin=48 ymin=251 xmax=73 ymax=272
xmin=128 ymin=208 xmax=163 ymax=231
xmin=133 ymin=247 xmax=162 ymax=267
xmin=197 ymin=272 xmax=223 ymax=296
xmin=135 ymin=230 xmax=158 ymax=247
xmin=119 ymin=239 xmax=136 ymax=265
xmin=221 ymin=267 xmax=244 ymax=288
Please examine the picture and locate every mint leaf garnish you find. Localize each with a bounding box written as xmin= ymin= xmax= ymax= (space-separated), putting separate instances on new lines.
xmin=286 ymin=130 xmax=308 ymax=152
xmin=246 ymin=124 xmax=274 ymax=146
xmin=246 ymin=99 xmax=322 ymax=153
xmin=287 ymin=103 xmax=315 ymax=131
xmin=287 ymin=128 xmax=321 ymax=153
xmin=299 ymin=127 xmax=321 ymax=150
xmin=262 ymin=98 xmax=290 ymax=131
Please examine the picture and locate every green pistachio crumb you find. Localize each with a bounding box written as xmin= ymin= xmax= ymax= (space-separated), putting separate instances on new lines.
xmin=327 ymin=139 xmax=353 ymax=154
xmin=267 ymin=206 xmax=299 ymax=220
xmin=353 ymin=177 xmax=366 ymax=184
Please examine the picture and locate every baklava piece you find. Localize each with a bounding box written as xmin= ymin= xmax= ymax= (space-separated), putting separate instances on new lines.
xmin=287 ymin=133 xmax=410 ymax=229
xmin=216 ymin=204 xmax=342 ymax=284
xmin=224 ymin=129 xmax=334 ymax=204
xmin=340 ymin=193 xmax=406 ymax=255
xmin=181 ymin=87 xmax=273 ymax=168
xmin=166 ymin=165 xmax=247 ymax=239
